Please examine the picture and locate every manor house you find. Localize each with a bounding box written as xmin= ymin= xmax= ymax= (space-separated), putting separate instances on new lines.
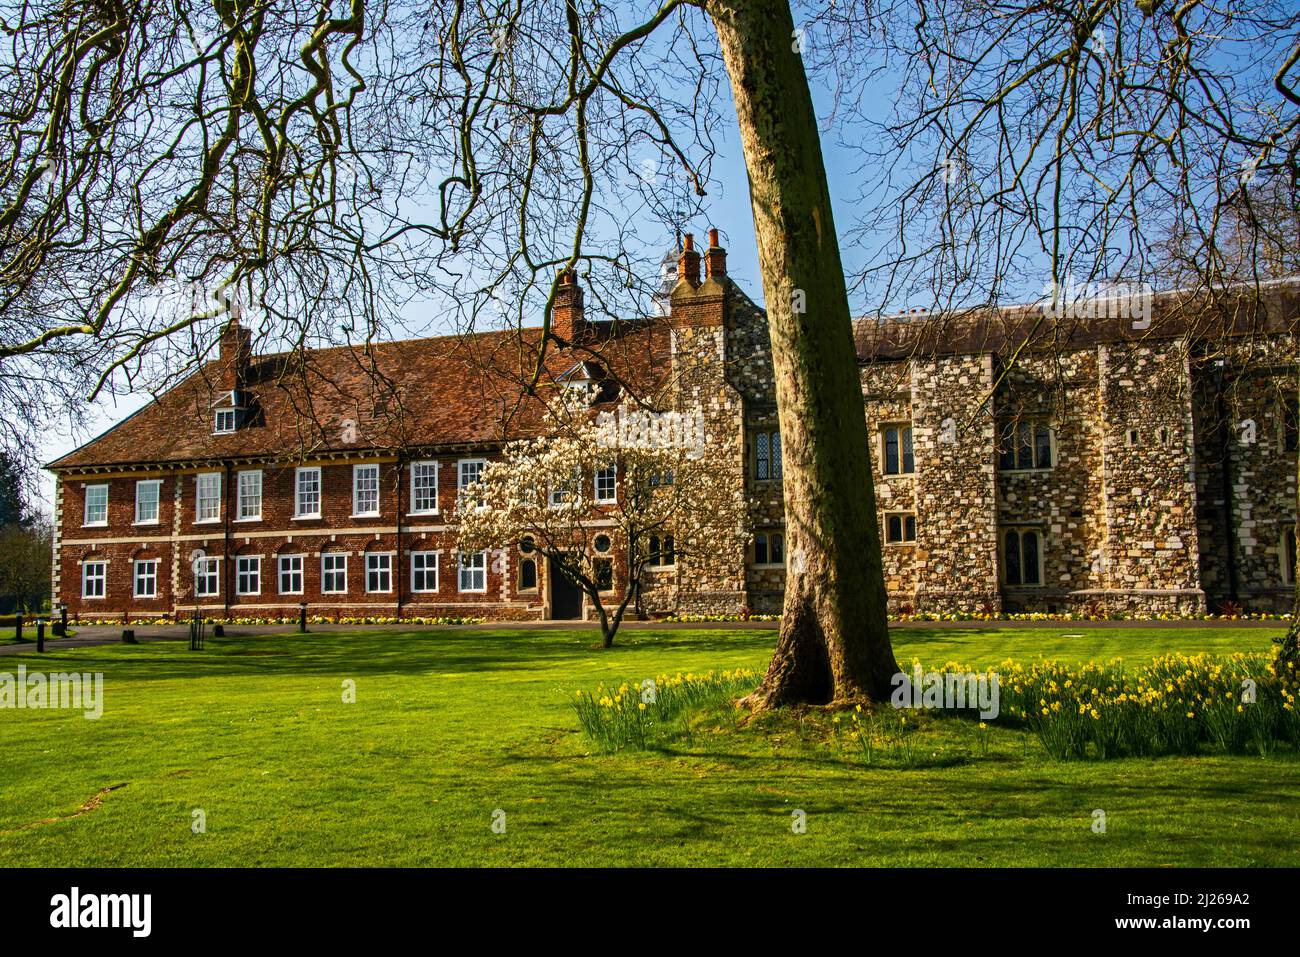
xmin=46 ymin=231 xmax=1300 ymax=621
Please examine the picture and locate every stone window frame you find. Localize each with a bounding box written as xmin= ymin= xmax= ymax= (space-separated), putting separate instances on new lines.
xmin=883 ymin=511 xmax=917 ymax=545
xmin=997 ymin=418 xmax=1056 ymax=473
xmin=647 ymin=534 xmax=676 ymax=568
xmin=518 ymin=538 xmax=539 ymax=592
xmin=518 ymin=556 xmax=538 ymax=592
xmin=879 ymin=422 xmax=916 ymax=476
xmin=752 ymin=429 xmax=783 ymax=482
xmin=1000 ymin=525 xmax=1046 ymax=587
xmin=753 ymin=530 xmax=785 ymax=566
xmin=1281 ymin=526 xmax=1297 ymax=586
xmin=1124 ymin=427 xmax=1142 ymax=449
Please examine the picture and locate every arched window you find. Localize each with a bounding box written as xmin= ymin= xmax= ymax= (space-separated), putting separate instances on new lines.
xmin=520 ymin=558 xmax=537 ymax=591
xmin=885 ymin=513 xmax=917 ymax=543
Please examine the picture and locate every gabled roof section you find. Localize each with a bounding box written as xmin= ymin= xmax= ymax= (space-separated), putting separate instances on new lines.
xmin=48 ymin=321 xmax=672 ymax=471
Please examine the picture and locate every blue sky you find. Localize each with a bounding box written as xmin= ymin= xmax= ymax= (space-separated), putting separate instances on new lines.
xmin=36 ymin=36 xmax=881 ymax=510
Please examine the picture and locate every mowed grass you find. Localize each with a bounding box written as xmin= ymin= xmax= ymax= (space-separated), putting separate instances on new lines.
xmin=1 ymin=624 xmax=1296 ymax=866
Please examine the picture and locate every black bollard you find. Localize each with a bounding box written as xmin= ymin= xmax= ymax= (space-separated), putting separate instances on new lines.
xmin=60 ymin=604 xmax=68 ymax=636
xmin=36 ymin=618 xmax=44 ymax=653
xmin=299 ymin=602 xmax=308 ymax=634
xmin=121 ymin=629 xmax=137 ymax=644
xmin=14 ymin=612 xmax=21 ymax=644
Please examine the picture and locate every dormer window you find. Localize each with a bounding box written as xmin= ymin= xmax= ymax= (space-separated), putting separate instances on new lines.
xmin=559 ymin=361 xmax=607 ymax=404
xmin=212 ymin=389 xmax=250 ymax=434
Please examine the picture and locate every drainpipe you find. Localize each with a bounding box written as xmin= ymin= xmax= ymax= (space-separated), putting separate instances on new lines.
xmin=1212 ymin=361 xmax=1240 ymax=605
xmin=395 ymin=458 xmax=405 ymax=619
xmin=222 ymin=461 xmax=233 ymax=619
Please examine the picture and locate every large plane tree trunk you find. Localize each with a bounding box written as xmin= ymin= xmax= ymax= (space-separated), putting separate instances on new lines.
xmin=706 ymin=0 xmax=900 ymax=707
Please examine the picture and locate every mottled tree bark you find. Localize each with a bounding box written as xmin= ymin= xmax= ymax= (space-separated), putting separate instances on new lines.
xmin=706 ymin=0 xmax=900 ymax=707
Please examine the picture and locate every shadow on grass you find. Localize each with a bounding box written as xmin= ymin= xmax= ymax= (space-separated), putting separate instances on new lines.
xmin=0 ymin=627 xmax=777 ymax=683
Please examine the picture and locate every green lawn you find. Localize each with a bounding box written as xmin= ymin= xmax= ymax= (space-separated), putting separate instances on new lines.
xmin=1 ymin=625 xmax=1296 ymax=866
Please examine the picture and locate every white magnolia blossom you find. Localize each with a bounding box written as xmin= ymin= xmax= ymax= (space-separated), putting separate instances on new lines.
xmin=457 ymin=391 xmax=748 ymax=643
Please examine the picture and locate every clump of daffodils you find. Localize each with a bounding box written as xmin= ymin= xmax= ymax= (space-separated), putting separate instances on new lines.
xmin=962 ymin=652 xmax=1300 ymax=760
xmin=572 ymin=668 xmax=757 ymax=752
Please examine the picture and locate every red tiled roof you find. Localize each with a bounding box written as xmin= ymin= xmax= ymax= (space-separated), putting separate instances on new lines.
xmin=48 ymin=322 xmax=672 ymax=470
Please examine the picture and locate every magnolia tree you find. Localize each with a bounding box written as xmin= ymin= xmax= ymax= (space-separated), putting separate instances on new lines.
xmin=457 ymin=396 xmax=747 ymax=649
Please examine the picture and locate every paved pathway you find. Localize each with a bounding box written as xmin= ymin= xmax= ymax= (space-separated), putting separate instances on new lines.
xmin=0 ymin=615 xmax=1284 ymax=656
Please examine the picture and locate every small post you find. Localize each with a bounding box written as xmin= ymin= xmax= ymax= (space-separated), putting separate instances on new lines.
xmin=14 ymin=612 xmax=21 ymax=644
xmin=36 ymin=618 xmax=45 ymax=653
xmin=58 ymin=602 xmax=68 ymax=637
xmin=299 ymin=602 xmax=308 ymax=634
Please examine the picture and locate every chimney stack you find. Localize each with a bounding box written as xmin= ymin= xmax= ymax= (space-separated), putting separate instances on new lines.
xmin=677 ymin=233 xmax=701 ymax=288
xmin=704 ymin=228 xmax=726 ymax=281
xmin=552 ymin=268 xmax=587 ymax=343
xmin=218 ymin=318 xmax=253 ymax=391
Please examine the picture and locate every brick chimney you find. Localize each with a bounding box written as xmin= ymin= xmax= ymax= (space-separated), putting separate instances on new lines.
xmin=705 ymin=228 xmax=727 ymax=281
xmin=552 ymin=268 xmax=587 ymax=343
xmin=218 ymin=318 xmax=253 ymax=391
xmin=668 ymin=227 xmax=727 ymax=328
xmin=677 ymin=233 xmax=701 ymax=288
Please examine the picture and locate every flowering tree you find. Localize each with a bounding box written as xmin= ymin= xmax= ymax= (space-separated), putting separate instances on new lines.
xmin=457 ymin=395 xmax=747 ymax=648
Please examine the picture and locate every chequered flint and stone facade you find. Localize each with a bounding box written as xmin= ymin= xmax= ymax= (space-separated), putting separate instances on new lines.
xmin=46 ymin=237 xmax=1300 ymax=622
